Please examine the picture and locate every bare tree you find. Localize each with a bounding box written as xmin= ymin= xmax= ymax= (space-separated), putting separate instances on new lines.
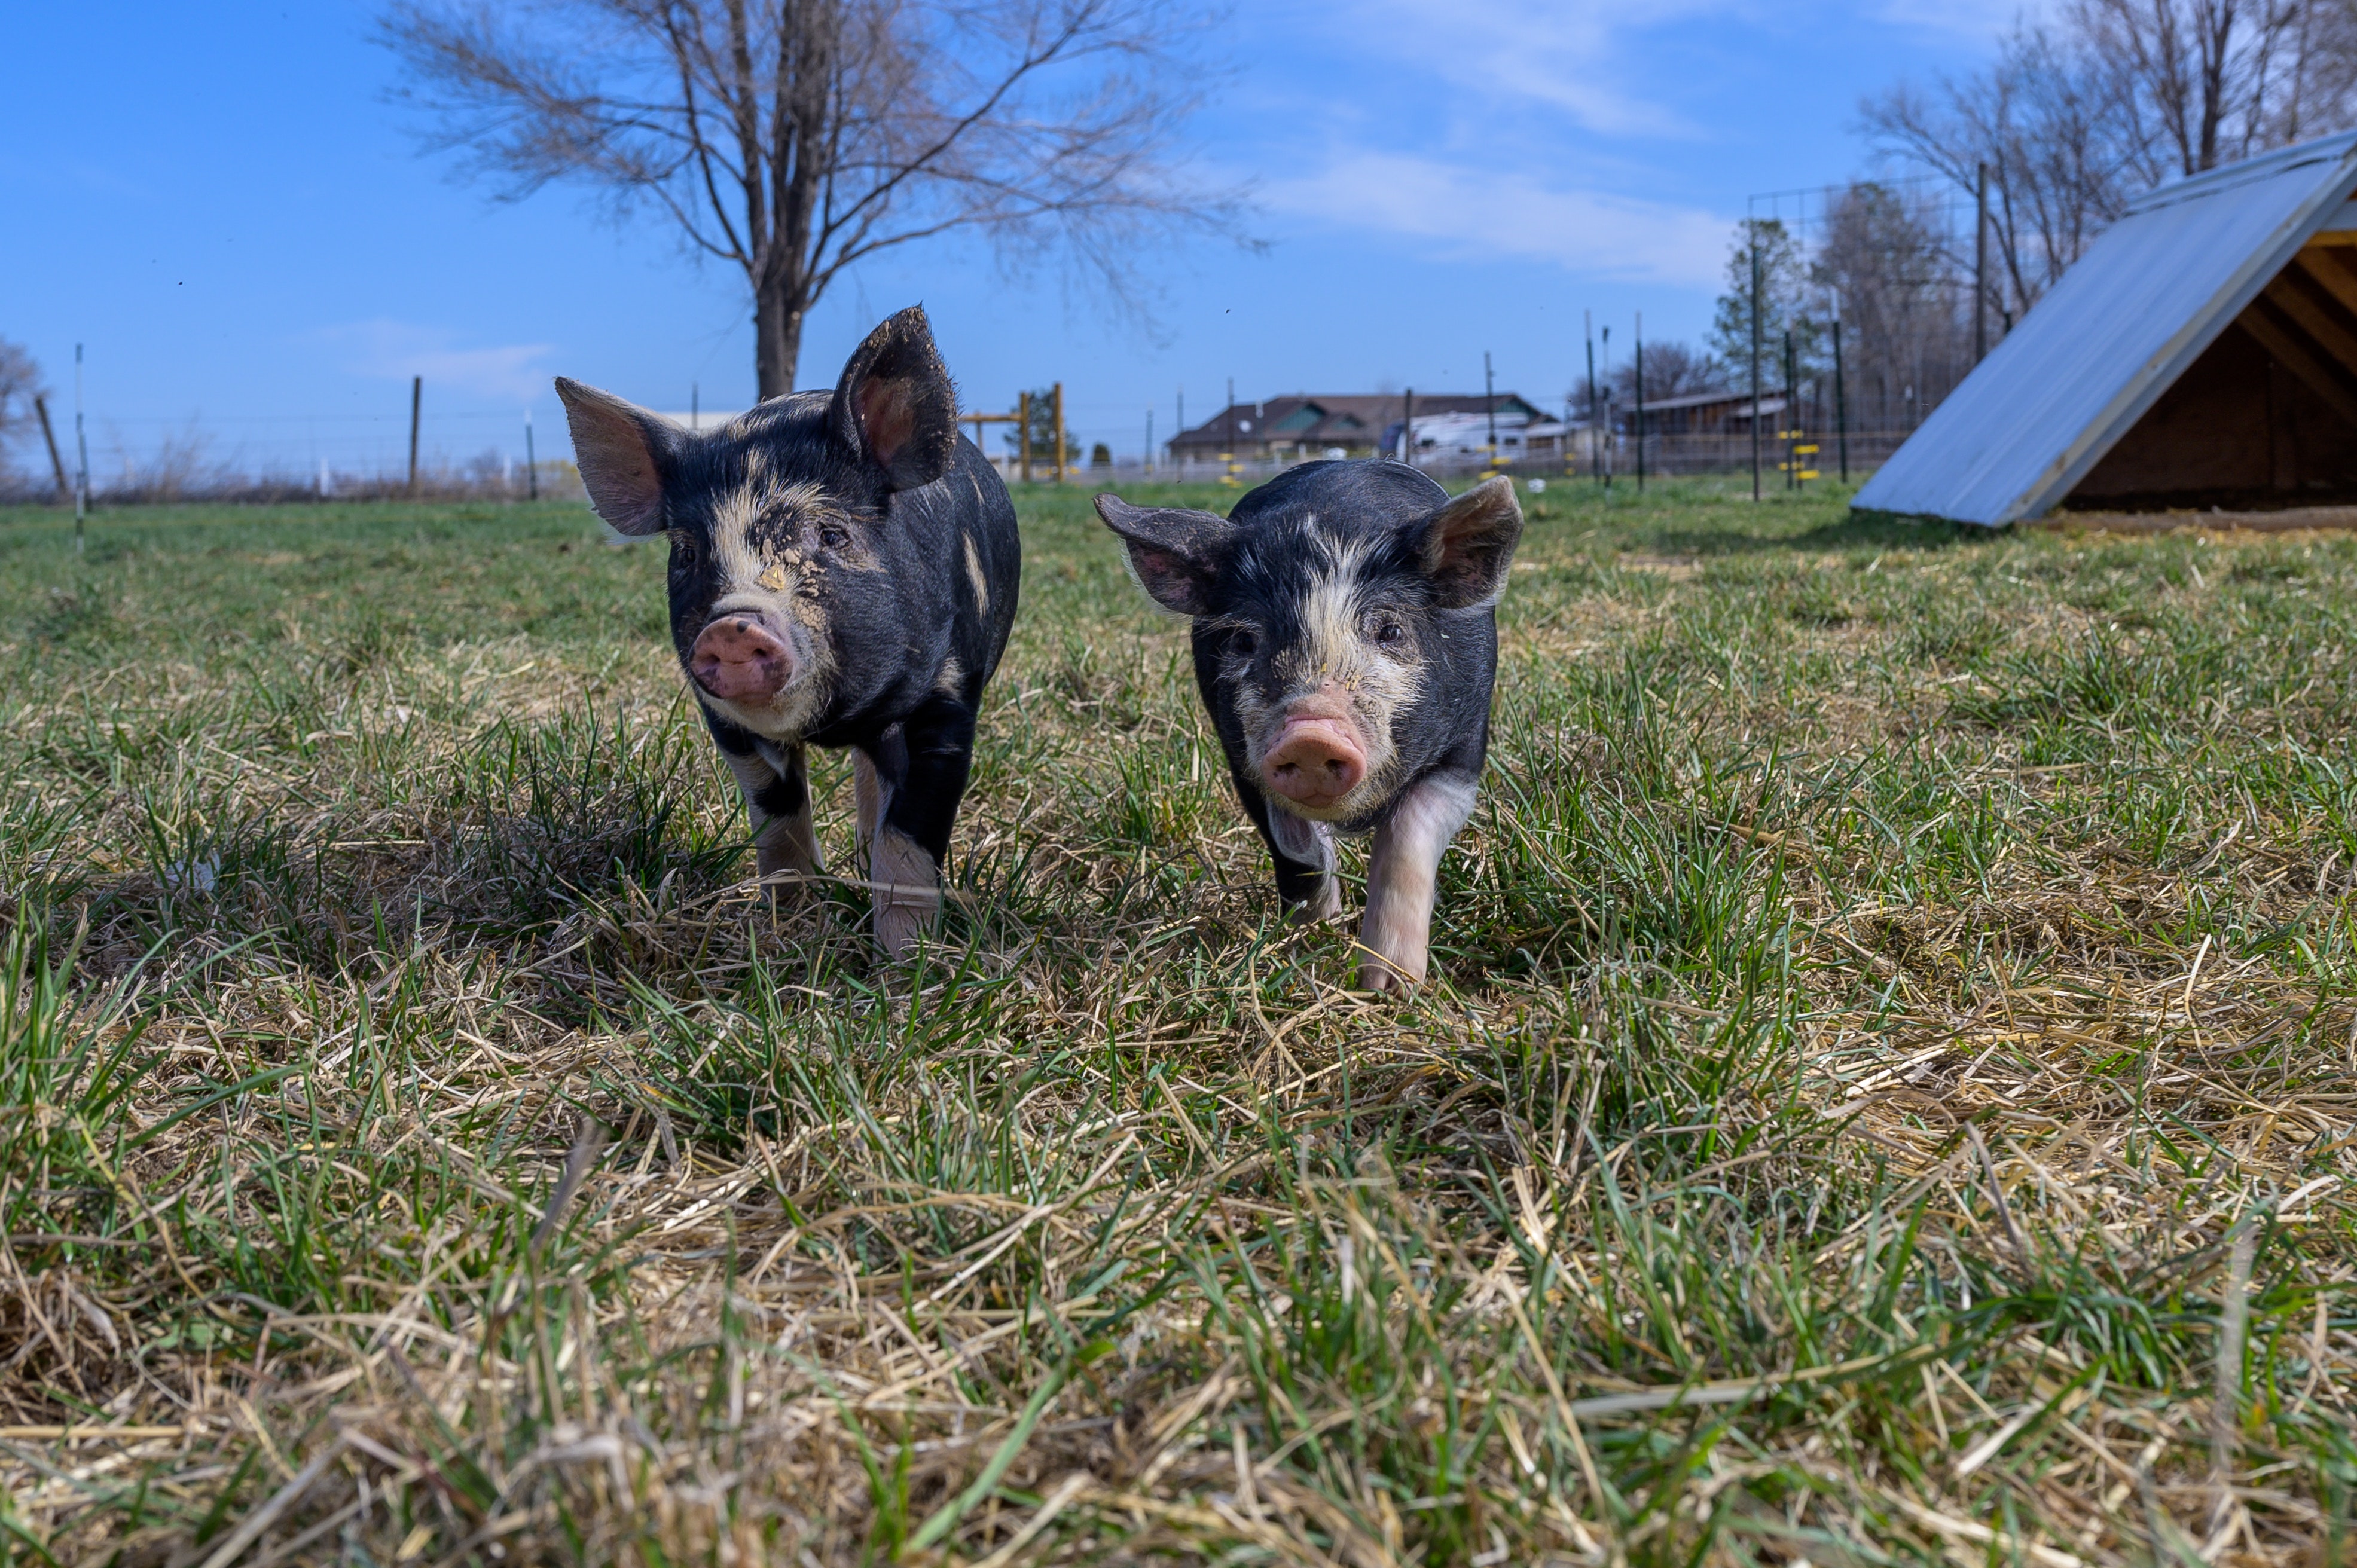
xmin=1811 ymin=183 xmax=1971 ymax=428
xmin=378 ymin=0 xmax=1241 ymax=398
xmin=1610 ymin=341 xmax=1721 ymax=404
xmin=0 ymin=338 xmax=47 ymax=483
xmin=1863 ymin=25 xmax=2151 ymax=320
xmin=2074 ymin=0 xmax=2357 ymax=170
xmin=1865 ymin=4 xmax=2357 ymax=323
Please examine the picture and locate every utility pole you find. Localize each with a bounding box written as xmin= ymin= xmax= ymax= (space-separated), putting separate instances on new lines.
xmin=1144 ymin=409 xmax=1153 ymax=474
xmin=34 ymin=395 xmax=68 ymax=502
xmin=1225 ymin=376 xmax=1237 ymax=485
xmin=407 ymin=375 xmax=423 ymax=497
xmin=524 ymin=409 xmax=539 ymax=500
xmin=1833 ymin=316 xmax=1849 ymax=484
xmin=1974 ymin=161 xmax=1990 ymax=363
xmin=1583 ymin=311 xmax=1599 ymax=484
xmin=1019 ymin=391 xmax=1034 ymax=483
xmin=1749 ymin=239 xmax=1763 ymax=503
xmin=1402 ymin=387 xmax=1415 ymax=463
xmin=1633 ymin=312 xmax=1645 ymax=494
xmin=1052 ymin=382 xmax=1067 ymax=483
xmin=1483 ymin=351 xmax=1498 ymax=466
xmin=73 ymin=344 xmax=87 ymax=551
xmin=691 ymin=382 xmax=700 ymax=432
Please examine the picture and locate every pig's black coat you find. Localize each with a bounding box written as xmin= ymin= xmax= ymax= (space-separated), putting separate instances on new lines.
xmin=665 ymin=401 xmax=1019 ymax=866
xmin=1186 ymin=460 xmax=1500 ymax=907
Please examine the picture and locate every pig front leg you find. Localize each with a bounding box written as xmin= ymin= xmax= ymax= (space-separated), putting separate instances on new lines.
xmin=1235 ymin=774 xmax=1343 ymax=923
xmin=709 ymin=717 xmax=823 ymax=898
xmin=1358 ymin=772 xmax=1479 ymax=995
xmin=854 ymin=698 xmax=975 ymax=957
xmin=744 ymin=740 xmax=823 ymax=889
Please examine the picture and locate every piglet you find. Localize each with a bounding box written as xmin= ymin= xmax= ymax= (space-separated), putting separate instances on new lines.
xmin=556 ymin=306 xmax=1019 ymax=956
xmin=1095 ymin=462 xmax=1522 ymax=992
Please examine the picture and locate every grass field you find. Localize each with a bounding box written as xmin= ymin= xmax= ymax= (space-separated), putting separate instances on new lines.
xmin=0 ymin=477 xmax=2352 ymax=1567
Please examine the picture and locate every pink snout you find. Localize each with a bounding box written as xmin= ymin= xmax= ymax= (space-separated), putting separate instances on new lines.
xmin=1262 ymin=717 xmax=1367 ymax=809
xmin=689 ymin=613 xmax=798 ymax=702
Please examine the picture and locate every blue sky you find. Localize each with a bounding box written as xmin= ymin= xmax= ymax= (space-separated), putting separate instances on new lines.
xmin=1 ymin=0 xmax=2021 ymax=477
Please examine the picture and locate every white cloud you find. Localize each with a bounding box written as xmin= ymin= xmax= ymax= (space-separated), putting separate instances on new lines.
xmin=1262 ymin=152 xmax=1733 ymax=287
xmin=311 ymin=320 xmax=556 ymax=403
xmin=1327 ymin=0 xmax=1743 ymax=138
xmin=1870 ymin=0 xmax=2049 ymax=39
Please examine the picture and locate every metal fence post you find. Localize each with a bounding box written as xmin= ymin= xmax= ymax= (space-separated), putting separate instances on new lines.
xmin=1749 ymin=240 xmax=1763 ymax=503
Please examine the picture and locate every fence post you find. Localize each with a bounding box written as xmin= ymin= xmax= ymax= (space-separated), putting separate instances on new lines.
xmin=73 ymin=343 xmax=87 ymax=551
xmin=1402 ymin=387 xmax=1415 ymax=464
xmin=1974 ymin=162 xmax=1990 ymax=363
xmin=407 ymin=375 xmax=423 ymax=497
xmin=524 ymin=410 xmax=538 ymax=501
xmin=1749 ymin=240 xmax=1763 ymax=503
xmin=1052 ymin=383 xmax=1066 ymax=484
xmin=1584 ymin=313 xmax=1598 ymax=484
xmin=1833 ymin=317 xmax=1849 ymax=485
xmin=1019 ymin=391 xmax=1034 ymax=484
xmin=1633 ymin=316 xmax=1645 ymax=494
xmin=34 ymin=395 xmax=69 ymax=502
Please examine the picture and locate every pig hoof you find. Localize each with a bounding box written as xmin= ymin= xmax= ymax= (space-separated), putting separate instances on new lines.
xmin=1358 ymin=950 xmax=1424 ymax=997
xmin=873 ymin=901 xmax=935 ymax=959
xmin=757 ymin=871 xmax=815 ymax=906
xmin=1289 ymin=879 xmax=1345 ymax=925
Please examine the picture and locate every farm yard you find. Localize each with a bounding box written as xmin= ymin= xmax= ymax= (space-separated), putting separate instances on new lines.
xmin=0 ymin=479 xmax=2352 ymax=1566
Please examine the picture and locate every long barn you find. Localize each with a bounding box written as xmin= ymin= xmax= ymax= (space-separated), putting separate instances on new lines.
xmin=1855 ymin=130 xmax=2357 ymax=526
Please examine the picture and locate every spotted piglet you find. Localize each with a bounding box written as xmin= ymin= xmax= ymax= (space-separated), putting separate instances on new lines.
xmin=555 ymin=307 xmax=1019 ymax=956
xmin=1095 ymin=463 xmax=1522 ymax=993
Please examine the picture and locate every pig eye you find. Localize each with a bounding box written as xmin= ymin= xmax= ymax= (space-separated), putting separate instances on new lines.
xmin=1230 ymin=628 xmax=1257 ymax=655
xmin=819 ymin=525 xmax=850 ymax=550
xmin=1372 ymin=619 xmax=1408 ymax=649
xmin=671 ymin=532 xmax=700 ymax=566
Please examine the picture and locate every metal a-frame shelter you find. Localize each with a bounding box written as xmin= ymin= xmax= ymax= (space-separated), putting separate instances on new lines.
xmin=1854 ymin=130 xmax=2357 ymax=526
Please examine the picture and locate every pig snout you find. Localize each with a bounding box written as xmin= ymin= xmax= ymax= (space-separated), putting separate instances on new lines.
xmin=1262 ymin=714 xmax=1367 ymax=809
xmin=689 ymin=612 xmax=798 ymax=702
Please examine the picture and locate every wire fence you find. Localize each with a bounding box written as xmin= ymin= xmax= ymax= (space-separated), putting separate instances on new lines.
xmin=0 ymin=404 xmax=585 ymax=505
xmin=5 ymin=170 xmax=1998 ymax=506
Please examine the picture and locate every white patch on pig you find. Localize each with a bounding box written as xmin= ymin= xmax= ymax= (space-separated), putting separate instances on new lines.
xmin=1266 ymin=809 xmax=1341 ymax=923
xmin=963 ymin=533 xmax=990 ymax=617
xmin=1358 ymin=771 xmax=1477 ymax=994
xmin=1230 ymin=529 xmax=1424 ymax=823
xmin=935 ymin=655 xmax=966 ymax=696
xmin=853 ymin=745 xmax=939 ymax=956
xmin=869 ymin=827 xmax=940 ymax=956
xmin=723 ymin=745 xmax=823 ymax=890
xmin=695 ymin=478 xmax=840 ymax=741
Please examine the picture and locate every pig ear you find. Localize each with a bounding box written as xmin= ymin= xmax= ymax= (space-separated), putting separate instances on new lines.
xmin=830 ymin=305 xmax=958 ymax=492
xmin=1408 ymin=476 xmax=1523 ymax=608
xmin=555 ymin=377 xmax=679 ymax=536
xmin=1094 ymin=493 xmax=1235 ymax=616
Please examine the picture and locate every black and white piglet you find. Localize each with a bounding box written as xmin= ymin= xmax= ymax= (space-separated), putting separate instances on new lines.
xmin=1095 ymin=462 xmax=1522 ymax=992
xmin=556 ymin=306 xmax=1019 ymax=956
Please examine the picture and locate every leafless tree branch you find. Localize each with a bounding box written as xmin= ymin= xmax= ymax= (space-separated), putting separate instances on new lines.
xmin=378 ymin=0 xmax=1247 ymax=396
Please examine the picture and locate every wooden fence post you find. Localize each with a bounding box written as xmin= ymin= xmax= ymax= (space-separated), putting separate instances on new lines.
xmin=34 ymin=395 xmax=69 ymax=501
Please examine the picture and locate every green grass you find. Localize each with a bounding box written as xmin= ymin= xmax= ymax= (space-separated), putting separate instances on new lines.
xmin=0 ymin=477 xmax=2352 ymax=1566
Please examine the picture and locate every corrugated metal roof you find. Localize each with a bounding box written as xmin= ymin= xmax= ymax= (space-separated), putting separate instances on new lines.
xmin=1852 ymin=131 xmax=2357 ymax=526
